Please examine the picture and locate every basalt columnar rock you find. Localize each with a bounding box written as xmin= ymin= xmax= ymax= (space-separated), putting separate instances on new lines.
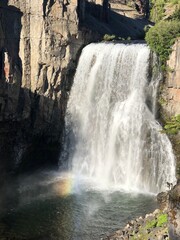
xmin=0 ymin=0 xmax=106 ymax=179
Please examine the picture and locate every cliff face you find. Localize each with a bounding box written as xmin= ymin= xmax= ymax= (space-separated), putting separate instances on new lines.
xmin=159 ymin=39 xmax=180 ymax=179
xmin=0 ymin=0 xmax=80 ymax=136
xmin=158 ymin=42 xmax=180 ymax=238
xmin=163 ymin=39 xmax=180 ymax=116
xmin=0 ymin=0 xmax=102 ymax=178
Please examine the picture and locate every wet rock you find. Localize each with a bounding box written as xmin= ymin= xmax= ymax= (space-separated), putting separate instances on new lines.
xmin=157 ymin=192 xmax=169 ymax=210
xmin=169 ymin=182 xmax=180 ymax=203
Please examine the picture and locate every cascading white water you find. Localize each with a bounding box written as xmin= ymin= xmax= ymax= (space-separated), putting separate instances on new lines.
xmin=64 ymin=43 xmax=176 ymax=193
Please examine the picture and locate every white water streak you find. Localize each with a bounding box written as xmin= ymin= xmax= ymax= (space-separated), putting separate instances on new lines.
xmin=65 ymin=43 xmax=176 ymax=193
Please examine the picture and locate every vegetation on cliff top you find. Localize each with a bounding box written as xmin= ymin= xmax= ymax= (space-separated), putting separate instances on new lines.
xmin=103 ymin=34 xmax=131 ymax=41
xmin=150 ymin=0 xmax=179 ymax=22
xmin=145 ymin=20 xmax=180 ymax=68
xmin=145 ymin=0 xmax=180 ymax=68
xmin=103 ymin=34 xmax=116 ymax=41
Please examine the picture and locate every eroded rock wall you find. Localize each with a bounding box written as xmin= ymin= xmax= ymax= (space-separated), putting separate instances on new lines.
xmin=1 ymin=0 xmax=82 ymax=133
xmin=0 ymin=0 xmax=104 ymax=177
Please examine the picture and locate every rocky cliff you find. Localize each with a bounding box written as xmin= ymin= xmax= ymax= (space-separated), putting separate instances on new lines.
xmin=161 ymin=39 xmax=180 ymax=116
xmin=158 ymin=38 xmax=180 ymax=239
xmin=159 ymin=39 xmax=180 ymax=179
xmin=0 ymin=0 xmax=65 ymax=186
xmin=0 ymin=0 xmax=97 ymax=180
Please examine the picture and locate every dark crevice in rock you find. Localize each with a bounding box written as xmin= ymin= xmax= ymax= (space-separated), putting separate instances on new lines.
xmin=43 ymin=0 xmax=49 ymax=18
xmin=43 ymin=67 xmax=49 ymax=93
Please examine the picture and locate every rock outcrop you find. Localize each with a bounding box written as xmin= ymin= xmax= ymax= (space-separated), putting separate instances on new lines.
xmin=156 ymin=184 xmax=180 ymax=239
xmin=0 ymin=0 xmax=80 ymax=136
xmin=168 ymin=182 xmax=180 ymax=240
xmin=162 ymin=39 xmax=180 ymax=116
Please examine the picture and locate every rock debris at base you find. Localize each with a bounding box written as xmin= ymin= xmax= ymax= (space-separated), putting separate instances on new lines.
xmin=102 ymin=209 xmax=169 ymax=240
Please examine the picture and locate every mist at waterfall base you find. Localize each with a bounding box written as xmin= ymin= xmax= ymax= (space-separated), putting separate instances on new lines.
xmin=0 ymin=43 xmax=176 ymax=240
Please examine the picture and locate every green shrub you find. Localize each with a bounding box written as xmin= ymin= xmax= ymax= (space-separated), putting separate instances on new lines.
xmin=171 ymin=5 xmax=180 ymax=20
xmin=170 ymin=0 xmax=179 ymax=5
xmin=156 ymin=213 xmax=168 ymax=227
xmin=103 ymin=34 xmax=116 ymax=41
xmin=150 ymin=0 xmax=166 ymax=22
xmin=146 ymin=219 xmax=157 ymax=229
xmin=145 ymin=213 xmax=168 ymax=229
xmin=163 ymin=114 xmax=180 ymax=135
xmin=150 ymin=0 xmax=179 ymax=22
xmin=158 ymin=97 xmax=167 ymax=106
xmin=145 ymin=20 xmax=180 ymax=68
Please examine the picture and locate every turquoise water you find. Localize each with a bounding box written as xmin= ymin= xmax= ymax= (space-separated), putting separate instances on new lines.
xmin=0 ymin=172 xmax=157 ymax=240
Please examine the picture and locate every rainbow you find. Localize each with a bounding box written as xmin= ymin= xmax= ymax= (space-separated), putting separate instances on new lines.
xmin=53 ymin=173 xmax=73 ymax=197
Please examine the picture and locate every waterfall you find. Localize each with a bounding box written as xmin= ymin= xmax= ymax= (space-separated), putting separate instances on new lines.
xmin=64 ymin=43 xmax=176 ymax=193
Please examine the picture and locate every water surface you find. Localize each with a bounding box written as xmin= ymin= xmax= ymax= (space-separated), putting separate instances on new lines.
xmin=0 ymin=172 xmax=157 ymax=240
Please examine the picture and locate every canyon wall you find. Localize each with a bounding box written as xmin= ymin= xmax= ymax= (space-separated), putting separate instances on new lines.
xmin=0 ymin=0 xmax=108 ymax=178
xmin=159 ymin=39 xmax=180 ymax=179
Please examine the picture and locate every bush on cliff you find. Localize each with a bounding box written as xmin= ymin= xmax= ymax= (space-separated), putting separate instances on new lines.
xmin=163 ymin=114 xmax=180 ymax=135
xmin=150 ymin=0 xmax=179 ymax=22
xmin=150 ymin=0 xmax=166 ymax=22
xmin=103 ymin=34 xmax=116 ymax=41
xmin=145 ymin=20 xmax=180 ymax=68
xmin=171 ymin=5 xmax=180 ymax=20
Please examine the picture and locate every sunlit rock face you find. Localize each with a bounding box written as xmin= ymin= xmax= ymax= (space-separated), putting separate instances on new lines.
xmin=162 ymin=39 xmax=180 ymax=116
xmin=159 ymin=39 xmax=180 ymax=178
